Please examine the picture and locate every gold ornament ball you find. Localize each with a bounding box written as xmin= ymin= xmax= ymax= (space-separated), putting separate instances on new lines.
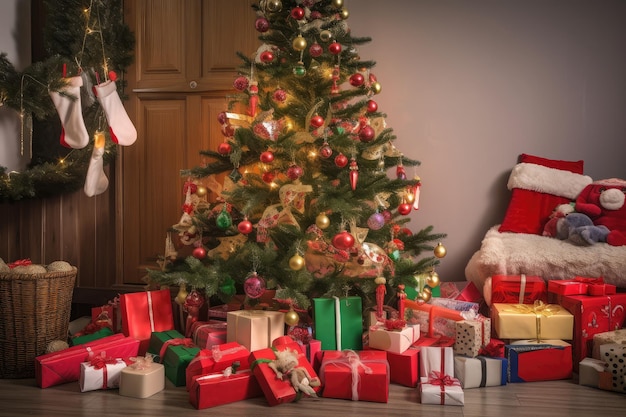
xmin=339 ymin=8 xmax=349 ymax=19
xmin=434 ymin=242 xmax=447 ymax=258
xmin=196 ymin=185 xmax=208 ymax=197
xmin=426 ymin=271 xmax=440 ymax=288
xmin=292 ymin=35 xmax=307 ymax=51
xmin=175 ymin=284 xmax=188 ymax=305
xmin=289 ymin=254 xmax=305 ymax=271
xmin=315 ymin=213 xmax=330 ymax=229
xmin=320 ymin=30 xmax=332 ymax=43
xmin=371 ymin=81 xmax=382 ymax=94
xmin=265 ymin=0 xmax=282 ymax=13
xmin=285 ymin=309 xmax=300 ymax=326
xmin=332 ymin=0 xmax=344 ymax=9
xmin=419 ymin=286 xmax=432 ymax=303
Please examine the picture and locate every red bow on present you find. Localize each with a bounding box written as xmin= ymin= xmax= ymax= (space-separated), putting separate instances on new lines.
xmin=427 ymin=371 xmax=460 ymax=387
xmin=479 ymin=339 xmax=505 ymax=358
xmin=159 ymin=337 xmax=195 ymax=360
xmin=89 ymin=353 xmax=118 ymax=370
xmin=8 ymin=258 xmax=32 ymax=269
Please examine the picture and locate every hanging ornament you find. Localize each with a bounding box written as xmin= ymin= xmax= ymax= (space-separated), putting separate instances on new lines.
xmin=320 ymin=30 xmax=332 ymax=42
xmin=359 ymin=125 xmax=375 ymax=142
xmin=237 ymin=218 xmax=253 ymax=234
xmin=396 ymin=163 xmax=406 ymax=180
xmin=196 ymin=185 xmax=208 ymax=197
xmin=260 ymin=50 xmax=274 ymax=63
xmin=397 ymin=284 xmax=406 ymax=320
xmin=339 ymin=8 xmax=349 ymax=20
xmin=375 ymin=276 xmax=386 ymax=320
xmin=284 ymin=307 xmax=300 ymax=326
xmin=398 ymin=200 xmax=412 ymax=215
xmin=349 ymin=158 xmax=359 ymax=190
xmin=331 ymin=65 xmax=341 ymax=94
xmin=371 ymin=81 xmax=382 ymax=94
xmin=367 ymin=212 xmax=385 ymax=230
xmin=332 ymin=230 xmax=355 ymax=250
xmin=217 ymin=141 xmax=232 ymax=155
xmin=244 ymin=272 xmax=266 ymax=299
xmin=273 ymin=88 xmax=287 ymax=103
xmin=262 ymin=171 xmax=275 ymax=183
xmin=248 ymin=81 xmax=259 ymax=117
xmin=366 ymin=99 xmax=378 ymax=113
xmin=426 ymin=270 xmax=441 ymax=288
xmin=219 ymin=276 xmax=236 ymax=296
xmin=349 ymin=73 xmax=365 ymax=87
xmin=292 ymin=34 xmax=307 ymax=51
xmin=229 ymin=168 xmax=243 ymax=183
xmin=334 ymin=153 xmax=348 ymax=168
xmin=434 ymin=242 xmax=447 ymax=258
xmin=315 ymin=212 xmax=330 ymax=229
xmin=192 ymin=246 xmax=207 ymax=259
xmin=412 ymin=177 xmax=421 ymax=210
xmin=288 ymin=253 xmax=305 ymax=271
xmin=264 ymin=0 xmax=282 ymax=13
xmin=260 ymin=150 xmax=275 ymax=163
xmin=286 ymin=164 xmax=304 ymax=180
xmin=290 ymin=6 xmax=305 ymax=20
xmin=418 ymin=286 xmax=432 ymax=303
xmin=328 ymin=41 xmax=342 ymax=55
xmin=309 ymin=42 xmax=323 ymax=58
xmin=293 ymin=61 xmax=306 ymax=77
xmin=255 ymin=17 xmax=270 ymax=32
xmin=216 ymin=206 xmax=233 ymax=229
xmin=233 ymin=76 xmax=249 ymax=91
xmin=332 ymin=0 xmax=344 ymax=8
xmin=310 ymin=115 xmax=324 ymax=128
xmin=175 ymin=283 xmax=188 ymax=305
xmin=319 ymin=142 xmax=333 ymax=158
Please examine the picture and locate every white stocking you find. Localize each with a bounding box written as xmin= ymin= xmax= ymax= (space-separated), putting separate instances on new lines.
xmin=94 ymin=80 xmax=137 ymax=146
xmin=83 ymin=131 xmax=109 ymax=197
xmin=49 ymin=76 xmax=89 ymax=149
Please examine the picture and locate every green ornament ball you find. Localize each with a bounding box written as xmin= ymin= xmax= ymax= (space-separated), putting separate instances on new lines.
xmin=216 ymin=209 xmax=233 ymax=229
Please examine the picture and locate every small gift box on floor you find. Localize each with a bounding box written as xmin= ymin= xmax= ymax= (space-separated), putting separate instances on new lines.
xmin=226 ymin=310 xmax=285 ymax=352
xmin=591 ymin=328 xmax=626 ymax=359
xmin=454 ymin=315 xmax=491 ymax=358
xmin=148 ymin=330 xmax=199 ymax=386
xmin=506 ymin=340 xmax=572 ymax=382
xmin=120 ymin=289 xmax=175 ymax=355
xmin=185 ymin=342 xmax=251 ymax=389
xmin=79 ymin=353 xmax=130 ymax=392
xmin=119 ymin=354 xmax=165 ymax=398
xmin=596 ymin=343 xmax=626 ymax=393
xmin=319 ymin=349 xmax=389 ymax=403
xmin=491 ymin=301 xmax=574 ymax=340
xmin=386 ymin=347 xmax=419 ymax=387
xmin=190 ymin=320 xmax=228 ymax=349
xmin=368 ymin=323 xmax=420 ymax=354
xmin=454 ymin=356 xmax=507 ymax=388
xmin=419 ymin=346 xmax=464 ymax=405
xmin=189 ymin=367 xmax=264 ymax=409
xmin=578 ymin=357 xmax=612 ymax=389
xmin=36 ymin=333 xmax=140 ymax=388
xmin=250 ymin=342 xmax=320 ymax=406
xmin=312 ymin=296 xmax=363 ymax=351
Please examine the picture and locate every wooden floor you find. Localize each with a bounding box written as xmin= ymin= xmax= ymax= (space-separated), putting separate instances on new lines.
xmin=0 ymin=377 xmax=624 ymax=416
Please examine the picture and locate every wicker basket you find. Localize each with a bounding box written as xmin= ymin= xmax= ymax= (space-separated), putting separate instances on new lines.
xmin=0 ymin=267 xmax=77 ymax=378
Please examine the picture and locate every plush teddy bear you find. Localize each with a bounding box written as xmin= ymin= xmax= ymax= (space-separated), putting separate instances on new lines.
xmin=556 ymin=212 xmax=609 ymax=245
xmin=575 ymin=178 xmax=626 ymax=246
xmin=268 ymin=348 xmax=320 ymax=397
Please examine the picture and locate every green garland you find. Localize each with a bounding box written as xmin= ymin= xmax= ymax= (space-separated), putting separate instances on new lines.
xmin=0 ymin=0 xmax=134 ymax=202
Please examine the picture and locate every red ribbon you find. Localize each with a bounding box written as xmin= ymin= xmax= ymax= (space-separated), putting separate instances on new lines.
xmin=159 ymin=337 xmax=195 ymax=360
xmin=8 ymin=258 xmax=32 ymax=268
xmin=428 ymin=370 xmax=461 ymax=405
xmin=88 ymin=353 xmax=118 ymax=390
xmin=479 ymin=339 xmax=505 ymax=358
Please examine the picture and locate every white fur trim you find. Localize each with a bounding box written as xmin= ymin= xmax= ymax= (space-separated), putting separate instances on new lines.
xmin=507 ymin=163 xmax=592 ymax=199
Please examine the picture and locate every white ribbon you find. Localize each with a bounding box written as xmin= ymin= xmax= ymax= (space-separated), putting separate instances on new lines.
xmin=333 ymin=296 xmax=342 ymax=351
xmin=147 ymin=291 xmax=155 ymax=332
xmin=518 ymin=274 xmax=526 ymax=304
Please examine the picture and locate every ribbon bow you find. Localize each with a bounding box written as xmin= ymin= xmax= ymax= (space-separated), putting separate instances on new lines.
xmin=89 ymin=352 xmax=118 ymax=370
xmin=507 ymin=300 xmax=560 ymax=342
xmin=159 ymin=337 xmax=195 ymax=360
xmin=478 ymin=339 xmax=505 ymax=358
xmin=129 ymin=353 xmax=155 ymax=370
xmin=256 ymin=184 xmax=312 ymax=243
xmin=427 ymin=371 xmax=459 ymax=387
xmin=8 ymin=258 xmax=32 ymax=268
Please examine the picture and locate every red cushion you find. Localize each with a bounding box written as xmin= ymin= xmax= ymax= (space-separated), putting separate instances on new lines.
xmin=498 ymin=154 xmax=587 ymax=235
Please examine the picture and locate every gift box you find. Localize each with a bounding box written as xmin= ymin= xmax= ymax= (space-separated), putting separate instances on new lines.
xmin=454 ymin=316 xmax=491 ymax=358
xmin=412 ymin=334 xmax=455 ymax=348
xmin=368 ymin=324 xmax=420 ymax=354
xmin=91 ymin=298 xmax=120 ymax=333
xmin=419 ymin=374 xmax=464 ymax=406
xmin=189 ymin=368 xmax=264 ymax=409
xmin=386 ymin=347 xmax=419 ymax=387
xmin=147 ymin=329 xmax=190 ymax=362
xmin=506 ymin=340 xmax=572 ymax=382
xmin=70 ymin=326 xmax=114 ymax=346
xmin=596 ymin=343 xmax=626 ymax=393
xmin=404 ymin=299 xmax=464 ymax=338
xmin=419 ymin=346 xmax=454 ymax=377
xmin=226 ymin=310 xmax=285 ymax=352
xmin=185 ymin=342 xmax=251 ymax=389
xmin=550 ymin=293 xmax=626 ymax=371
xmin=119 ymin=355 xmax=165 ymax=398
xmin=120 ymin=289 xmax=175 ymax=355
xmin=312 ymin=296 xmax=363 ymax=351
xmin=591 ymin=328 xmax=626 ymax=359
xmin=453 ymin=356 xmax=507 ymax=388
xmin=488 ymin=274 xmax=547 ymax=306
xmin=79 ymin=355 xmax=129 ymax=392
xmin=190 ymin=320 xmax=228 ymax=349
xmin=319 ymin=349 xmax=389 ymax=403
xmin=35 ymin=333 xmax=140 ymax=388
xmin=430 ymin=298 xmax=480 ymax=314
xmin=578 ymin=357 xmax=611 ymax=388
xmin=250 ymin=342 xmax=320 ymax=406
xmin=439 ymin=281 xmax=483 ymax=303
xmin=491 ymin=302 xmax=573 ymax=341
xmin=272 ymin=334 xmax=322 ymax=364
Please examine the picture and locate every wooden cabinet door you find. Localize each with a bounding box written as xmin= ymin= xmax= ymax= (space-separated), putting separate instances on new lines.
xmin=120 ymin=0 xmax=258 ymax=285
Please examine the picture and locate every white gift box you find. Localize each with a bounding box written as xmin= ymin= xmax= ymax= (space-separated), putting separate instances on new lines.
xmin=419 ymin=376 xmax=464 ymax=406
xmin=453 ymin=356 xmax=507 ymax=388
xmin=420 ymin=346 xmax=454 ymax=378
xmin=79 ymin=358 xmax=128 ymax=392
xmin=368 ymin=324 xmax=420 ymax=354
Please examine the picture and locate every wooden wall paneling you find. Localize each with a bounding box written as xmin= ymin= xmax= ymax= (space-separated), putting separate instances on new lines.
xmin=0 ymin=202 xmax=18 ymax=262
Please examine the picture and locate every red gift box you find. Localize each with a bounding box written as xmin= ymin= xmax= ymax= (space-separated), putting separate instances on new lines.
xmin=319 ymin=350 xmax=389 ymax=403
xmin=506 ymin=340 xmax=572 ymax=382
xmin=190 ymin=320 xmax=228 ymax=349
xmin=250 ymin=342 xmax=319 ymax=406
xmin=35 ymin=333 xmax=140 ymax=388
xmin=548 ymin=277 xmax=616 ymax=297
xmin=185 ymin=342 xmax=251 ymax=390
xmin=490 ymin=275 xmax=547 ymax=305
xmin=189 ymin=368 xmax=264 ymax=409
xmin=549 ymin=292 xmax=626 ymax=371
xmin=387 ymin=347 xmax=419 ymax=387
xmin=120 ymin=289 xmax=175 ymax=355
xmin=91 ymin=305 xmax=118 ymax=332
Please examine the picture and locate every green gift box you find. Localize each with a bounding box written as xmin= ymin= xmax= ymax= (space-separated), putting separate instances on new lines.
xmin=147 ymin=329 xmax=199 ymax=386
xmin=147 ymin=330 xmax=185 ymax=361
xmin=70 ymin=327 xmax=114 ymax=346
xmin=312 ymin=296 xmax=363 ymax=351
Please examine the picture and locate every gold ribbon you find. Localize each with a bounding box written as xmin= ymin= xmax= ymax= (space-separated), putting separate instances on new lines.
xmin=505 ymin=301 xmax=561 ymax=342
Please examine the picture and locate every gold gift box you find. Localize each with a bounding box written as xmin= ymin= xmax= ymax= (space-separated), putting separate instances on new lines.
xmin=491 ymin=302 xmax=573 ymax=341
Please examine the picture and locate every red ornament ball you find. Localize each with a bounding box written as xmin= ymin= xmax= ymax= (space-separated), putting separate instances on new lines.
xmin=332 ymin=231 xmax=355 ymax=250
xmin=398 ymin=203 xmax=412 ymax=215
xmin=237 ymin=219 xmax=253 ymax=234
xmin=359 ymin=125 xmax=376 ymax=142
xmin=108 ymin=70 xmax=118 ymax=81
xmin=349 ymin=73 xmax=365 ymax=87
xmin=334 ymin=153 xmax=348 ymax=168
xmin=217 ymin=111 xmax=228 ymax=125
xmin=255 ymin=17 xmax=270 ymax=32
xmin=382 ymin=210 xmax=392 ymax=221
xmin=233 ymin=76 xmax=249 ymax=91
xmin=192 ymin=247 xmax=207 ymax=259
xmin=309 ymin=43 xmax=323 ymax=57
xmin=217 ymin=142 xmax=232 ymax=155
xmin=260 ymin=150 xmax=275 ymax=163
xmin=290 ymin=7 xmax=305 ymax=20
xmin=328 ymin=42 xmax=342 ymax=55
xmin=310 ymin=115 xmax=324 ymax=128
xmin=260 ymin=50 xmax=274 ymax=63
xmin=286 ymin=164 xmax=304 ymax=180
xmin=243 ymin=273 xmax=266 ymax=299
xmin=273 ymin=89 xmax=287 ymax=103
xmin=366 ymin=99 xmax=378 ymax=113
xmin=319 ymin=144 xmax=333 ymax=159
xmin=262 ymin=171 xmax=275 ymax=183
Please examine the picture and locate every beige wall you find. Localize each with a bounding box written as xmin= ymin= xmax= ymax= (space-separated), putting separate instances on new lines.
xmin=347 ymin=0 xmax=626 ymax=282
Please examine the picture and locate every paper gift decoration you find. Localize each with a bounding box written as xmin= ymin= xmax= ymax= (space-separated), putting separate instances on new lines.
xmin=319 ymin=349 xmax=389 ymax=403
xmin=453 ymin=356 xmax=507 ymax=388
xmin=550 ymin=293 xmax=626 ymax=371
xmin=454 ymin=316 xmax=491 ymax=358
xmin=487 ymin=274 xmax=547 ymax=306
xmin=226 ymin=310 xmax=285 ymax=352
xmin=592 ymin=329 xmax=626 ymax=359
xmin=368 ymin=324 xmax=420 ymax=354
xmin=36 ymin=333 xmax=140 ymax=388
xmin=189 ymin=368 xmax=264 ymax=409
xmin=386 ymin=347 xmax=419 ymax=387
xmin=190 ymin=320 xmax=228 ymax=349
xmin=119 ymin=355 xmax=165 ymax=398
xmin=120 ymin=289 xmax=175 ymax=355
xmin=70 ymin=326 xmax=114 ymax=346
xmin=597 ymin=343 xmax=626 ymax=393
xmin=185 ymin=342 xmax=251 ymax=389
xmin=312 ymin=296 xmax=363 ymax=351
xmin=578 ymin=357 xmax=611 ymax=388
xmin=250 ymin=342 xmax=320 ymax=406
xmin=506 ymin=340 xmax=572 ymax=382
xmin=491 ymin=302 xmax=573 ymax=341
xmin=79 ymin=354 xmax=129 ymax=392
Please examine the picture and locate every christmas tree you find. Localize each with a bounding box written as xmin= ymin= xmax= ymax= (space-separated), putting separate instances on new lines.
xmin=148 ymin=0 xmax=446 ymax=316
